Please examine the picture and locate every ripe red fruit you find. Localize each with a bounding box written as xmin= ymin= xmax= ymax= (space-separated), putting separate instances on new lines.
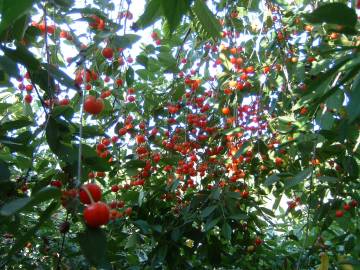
xmin=25 ymin=84 xmax=33 ymax=91
xmin=222 ymin=107 xmax=231 ymax=115
xmin=124 ymin=207 xmax=132 ymax=216
xmin=60 ymin=31 xmax=68 ymax=38
xmin=351 ymin=200 xmax=358 ymax=207
xmin=111 ymin=136 xmax=118 ymax=143
xmin=118 ymin=127 xmax=127 ymax=136
xmin=102 ymin=47 xmax=114 ymax=59
xmin=116 ymin=78 xmax=123 ymax=87
xmin=79 ymin=183 xmax=102 ymax=204
xmin=136 ymin=134 xmax=146 ymax=144
xmin=343 ymin=203 xmax=351 ymax=211
xmin=50 ymin=180 xmax=62 ymax=188
xmin=245 ymin=66 xmax=255 ymax=74
xmin=111 ymin=185 xmax=119 ymax=192
xmin=255 ymin=237 xmax=262 ymax=246
xmin=335 ymin=210 xmax=344 ymax=218
xmin=84 ymin=96 xmax=104 ymax=115
xmin=59 ymin=98 xmax=70 ymax=106
xmin=151 ymin=32 xmax=158 ymax=39
xmin=24 ymin=94 xmax=33 ymax=104
xmin=102 ymin=138 xmax=111 ymax=146
xmin=241 ymin=190 xmax=249 ymax=199
xmin=83 ymin=202 xmax=110 ymax=227
xmin=275 ymin=157 xmax=283 ymax=166
xmin=97 ymin=143 xmax=106 ymax=152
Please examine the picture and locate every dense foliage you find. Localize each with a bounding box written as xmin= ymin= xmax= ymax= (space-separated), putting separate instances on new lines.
xmin=0 ymin=0 xmax=359 ymax=269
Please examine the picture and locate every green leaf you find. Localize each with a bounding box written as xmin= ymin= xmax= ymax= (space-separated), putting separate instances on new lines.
xmin=0 ymin=103 xmax=12 ymax=114
xmin=171 ymin=83 xmax=185 ymax=101
xmin=112 ymin=34 xmax=141 ymax=49
xmin=304 ymin=3 xmax=357 ymax=28
xmin=3 ymin=202 xmax=59 ymax=264
xmin=0 ymin=117 xmax=33 ymax=132
xmin=126 ymin=66 xmax=134 ymax=87
xmin=133 ymin=220 xmax=151 ymax=234
xmin=135 ymin=0 xmax=162 ymax=29
xmin=125 ymin=233 xmax=140 ymax=249
xmin=264 ymin=174 xmax=280 ymax=187
xmin=158 ymin=51 xmax=179 ymax=73
xmin=0 ymin=186 xmax=61 ymax=216
xmin=342 ymin=156 xmax=358 ymax=179
xmin=78 ymin=227 xmax=107 ymax=267
xmin=45 ymin=117 xmax=62 ymax=154
xmin=138 ymin=190 xmax=145 ymax=207
xmin=318 ymin=176 xmax=338 ymax=184
xmin=0 ymin=198 xmax=30 ymax=216
xmin=52 ymin=105 xmax=74 ymax=120
xmin=125 ymin=160 xmax=146 ymax=169
xmin=0 ymin=160 xmax=10 ymax=181
xmin=233 ymin=141 xmax=251 ymax=159
xmin=0 ymin=0 xmax=35 ymax=36
xmin=44 ymin=63 xmax=78 ymax=90
xmin=228 ymin=213 xmax=248 ymax=220
xmin=221 ymin=223 xmax=231 ymax=240
xmin=160 ymin=0 xmax=192 ymax=33
xmin=285 ymin=168 xmax=312 ymax=189
xmin=53 ymin=0 xmax=74 ymax=8
xmin=346 ymin=73 xmax=360 ymax=123
xmin=192 ymin=0 xmax=221 ymax=40
xmin=0 ymin=55 xmax=19 ymax=78
xmin=201 ymin=205 xmax=217 ymax=219
xmin=12 ymin=14 xmax=28 ymax=41
xmin=204 ymin=217 xmax=221 ymax=231
xmin=2 ymin=44 xmax=40 ymax=70
xmin=84 ymin=156 xmax=111 ymax=172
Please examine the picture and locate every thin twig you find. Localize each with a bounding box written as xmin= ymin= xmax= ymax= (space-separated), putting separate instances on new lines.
xmin=56 ymin=213 xmax=69 ymax=270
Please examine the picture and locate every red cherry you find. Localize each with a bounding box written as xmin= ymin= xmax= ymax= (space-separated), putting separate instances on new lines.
xmin=241 ymin=190 xmax=249 ymax=199
xmin=97 ymin=143 xmax=106 ymax=152
xmin=116 ymin=78 xmax=123 ymax=87
xmin=222 ymin=107 xmax=231 ymax=115
xmin=335 ymin=210 xmax=344 ymax=218
xmin=83 ymin=202 xmax=110 ymax=227
xmin=118 ymin=127 xmax=127 ymax=136
xmin=343 ymin=203 xmax=351 ymax=211
xmin=60 ymin=31 xmax=68 ymax=38
xmin=255 ymin=237 xmax=262 ymax=246
xmin=275 ymin=157 xmax=283 ymax=166
xmin=79 ymin=183 xmax=102 ymax=204
xmin=84 ymin=96 xmax=104 ymax=115
xmin=59 ymin=98 xmax=70 ymax=106
xmin=102 ymin=138 xmax=111 ymax=146
xmin=351 ymin=200 xmax=358 ymax=208
xmin=111 ymin=136 xmax=118 ymax=143
xmin=25 ymin=84 xmax=33 ymax=91
xmin=102 ymin=47 xmax=114 ymax=59
xmin=111 ymin=185 xmax=119 ymax=193
xmin=24 ymin=94 xmax=33 ymax=104
xmin=136 ymin=134 xmax=146 ymax=144
xmin=245 ymin=66 xmax=255 ymax=74
xmin=50 ymin=180 xmax=62 ymax=188
xmin=151 ymin=32 xmax=158 ymax=39
xmin=127 ymin=96 xmax=135 ymax=102
xmin=124 ymin=207 xmax=132 ymax=216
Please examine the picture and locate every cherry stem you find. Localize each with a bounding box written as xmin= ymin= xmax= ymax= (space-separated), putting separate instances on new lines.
xmin=81 ymin=186 xmax=95 ymax=204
